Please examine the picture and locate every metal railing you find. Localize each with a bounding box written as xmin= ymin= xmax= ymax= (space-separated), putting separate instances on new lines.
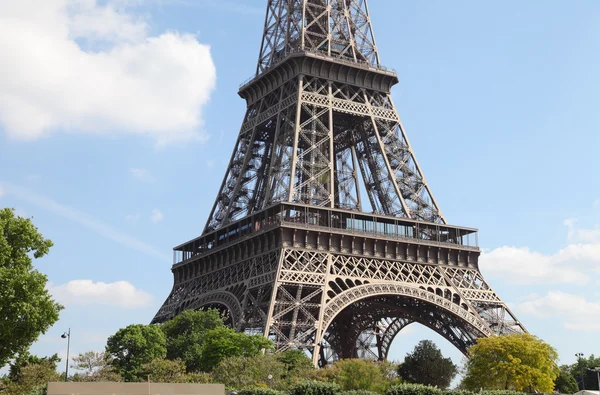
xmin=240 ymin=46 xmax=397 ymax=89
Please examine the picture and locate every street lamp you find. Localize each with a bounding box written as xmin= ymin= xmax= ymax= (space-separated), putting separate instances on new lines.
xmin=576 ymin=353 xmax=585 ymax=390
xmin=588 ymin=367 xmax=600 ymax=392
xmin=61 ymin=329 xmax=71 ymax=382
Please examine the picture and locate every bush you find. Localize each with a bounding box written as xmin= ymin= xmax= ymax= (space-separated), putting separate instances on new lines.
xmin=290 ymin=380 xmax=342 ymax=395
xmin=386 ymin=383 xmax=443 ymax=395
xmin=481 ymin=391 xmax=525 ymax=395
xmin=442 ymin=391 xmax=475 ymax=395
xmin=239 ymin=388 xmax=284 ymax=395
xmin=344 ymin=390 xmax=379 ymax=395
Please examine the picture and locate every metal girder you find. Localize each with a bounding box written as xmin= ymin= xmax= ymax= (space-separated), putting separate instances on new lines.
xmin=205 ymin=75 xmax=446 ymax=232
xmin=256 ymin=0 xmax=380 ymax=75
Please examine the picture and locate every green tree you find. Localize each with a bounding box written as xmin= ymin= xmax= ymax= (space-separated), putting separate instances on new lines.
xmin=314 ymin=359 xmax=393 ymax=393
xmin=398 ymin=340 xmax=457 ymax=389
xmin=212 ymin=353 xmax=286 ymax=389
xmin=277 ymin=349 xmax=315 ymax=385
xmin=199 ymin=327 xmax=273 ymax=371
xmin=161 ymin=309 xmax=225 ymax=372
xmin=567 ymin=355 xmax=600 ymax=390
xmin=462 ymin=334 xmax=559 ymax=392
xmin=554 ymin=367 xmax=579 ymax=394
xmin=106 ymin=324 xmax=167 ymax=381
xmin=140 ymin=358 xmax=188 ymax=383
xmin=0 ymin=208 xmax=63 ymax=367
xmin=3 ymin=357 xmax=60 ymax=394
xmin=8 ymin=352 xmax=61 ymax=382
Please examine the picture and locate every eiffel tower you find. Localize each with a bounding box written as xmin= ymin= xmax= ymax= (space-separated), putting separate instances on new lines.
xmin=153 ymin=0 xmax=526 ymax=366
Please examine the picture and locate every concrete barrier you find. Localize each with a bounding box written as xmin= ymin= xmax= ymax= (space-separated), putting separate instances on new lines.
xmin=47 ymin=382 xmax=225 ymax=395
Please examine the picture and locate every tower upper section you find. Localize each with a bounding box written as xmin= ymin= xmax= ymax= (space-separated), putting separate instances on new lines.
xmin=256 ymin=0 xmax=380 ymax=75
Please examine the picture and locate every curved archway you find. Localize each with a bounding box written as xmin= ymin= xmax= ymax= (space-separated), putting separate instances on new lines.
xmin=316 ymin=284 xmax=490 ymax=366
xmin=184 ymin=291 xmax=244 ymax=329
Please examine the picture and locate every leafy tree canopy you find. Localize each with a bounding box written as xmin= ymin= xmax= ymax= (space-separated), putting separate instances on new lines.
xmin=566 ymin=355 xmax=600 ymax=390
xmin=106 ymin=324 xmax=167 ymax=381
xmin=276 ymin=349 xmax=315 ymax=382
xmin=199 ymin=327 xmax=273 ymax=372
xmin=554 ymin=366 xmax=579 ymax=394
xmin=1 ymin=355 xmax=60 ymax=394
xmin=161 ymin=309 xmax=225 ymax=372
xmin=398 ymin=340 xmax=457 ymax=389
xmin=212 ymin=353 xmax=287 ymax=390
xmin=462 ymin=334 xmax=559 ymax=392
xmin=0 ymin=208 xmax=62 ymax=367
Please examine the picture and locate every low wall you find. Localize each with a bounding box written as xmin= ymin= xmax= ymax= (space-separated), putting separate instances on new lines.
xmin=47 ymin=382 xmax=225 ymax=395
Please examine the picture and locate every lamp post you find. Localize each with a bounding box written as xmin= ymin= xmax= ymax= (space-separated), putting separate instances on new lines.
xmin=588 ymin=367 xmax=600 ymax=392
xmin=576 ymin=353 xmax=585 ymax=390
xmin=61 ymin=329 xmax=71 ymax=382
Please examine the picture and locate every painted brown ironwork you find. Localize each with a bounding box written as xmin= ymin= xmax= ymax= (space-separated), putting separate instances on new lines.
xmin=153 ymin=0 xmax=526 ymax=366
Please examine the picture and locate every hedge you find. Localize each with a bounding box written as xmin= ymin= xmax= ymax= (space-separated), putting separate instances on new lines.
xmin=386 ymin=383 xmax=443 ymax=395
xmin=238 ymin=388 xmax=284 ymax=395
xmin=343 ymin=390 xmax=379 ymax=395
xmin=289 ymin=380 xmax=343 ymax=395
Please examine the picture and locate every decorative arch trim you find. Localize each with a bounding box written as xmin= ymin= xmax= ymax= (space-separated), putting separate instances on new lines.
xmin=321 ymin=283 xmax=492 ymax=338
xmin=187 ymin=291 xmax=244 ymax=329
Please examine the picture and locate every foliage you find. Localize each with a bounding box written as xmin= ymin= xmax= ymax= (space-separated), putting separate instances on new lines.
xmin=212 ymin=353 xmax=286 ymax=390
xmin=0 ymin=208 xmax=63 ymax=367
xmin=398 ymin=340 xmax=457 ymax=389
xmin=8 ymin=353 xmax=60 ymax=382
xmin=239 ymin=388 xmax=285 ymax=395
xmin=313 ymin=359 xmax=399 ymax=393
xmin=554 ymin=366 xmax=580 ymax=394
xmin=199 ymin=327 xmax=273 ymax=371
xmin=161 ymin=309 xmax=225 ymax=372
xmin=386 ymin=383 xmax=443 ymax=395
xmin=277 ymin=349 xmax=315 ymax=384
xmin=289 ymin=380 xmax=342 ymax=395
xmin=70 ymin=366 xmax=123 ymax=383
xmin=330 ymin=359 xmax=392 ymax=392
xmin=183 ymin=371 xmax=213 ymax=384
xmin=105 ymin=324 xmax=167 ymax=381
xmin=480 ymin=391 xmax=525 ymax=395
xmin=462 ymin=334 xmax=559 ymax=392
xmin=140 ymin=358 xmax=188 ymax=383
xmin=1 ymin=358 xmax=60 ymax=395
xmin=71 ymin=351 xmax=109 ymax=376
xmin=566 ymin=354 xmax=600 ymax=390
xmin=343 ymin=390 xmax=379 ymax=395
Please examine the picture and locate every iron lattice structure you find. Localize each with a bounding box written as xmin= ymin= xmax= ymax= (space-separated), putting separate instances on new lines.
xmin=154 ymin=0 xmax=526 ymax=366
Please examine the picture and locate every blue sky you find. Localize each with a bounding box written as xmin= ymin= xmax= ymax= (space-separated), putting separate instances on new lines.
xmin=1 ymin=0 xmax=599 ymax=376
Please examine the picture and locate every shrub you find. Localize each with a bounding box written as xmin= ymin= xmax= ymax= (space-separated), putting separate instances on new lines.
xmin=442 ymin=390 xmax=475 ymax=395
xmin=386 ymin=383 xmax=443 ymax=395
xmin=290 ymin=380 xmax=342 ymax=395
xmin=344 ymin=390 xmax=379 ymax=395
xmin=239 ymin=388 xmax=284 ymax=395
xmin=481 ymin=391 xmax=525 ymax=395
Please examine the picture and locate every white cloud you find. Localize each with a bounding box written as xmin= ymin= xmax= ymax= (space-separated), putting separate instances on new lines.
xmin=0 ymin=182 xmax=170 ymax=262
xmin=129 ymin=168 xmax=156 ymax=183
xmin=125 ymin=214 xmax=140 ymax=222
xmin=565 ymin=218 xmax=600 ymax=243
xmin=0 ymin=0 xmax=216 ymax=145
xmin=151 ymin=208 xmax=164 ymax=223
xmin=49 ymin=279 xmax=153 ymax=309
xmin=480 ymin=221 xmax=600 ymax=285
xmin=515 ymin=291 xmax=600 ymax=332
